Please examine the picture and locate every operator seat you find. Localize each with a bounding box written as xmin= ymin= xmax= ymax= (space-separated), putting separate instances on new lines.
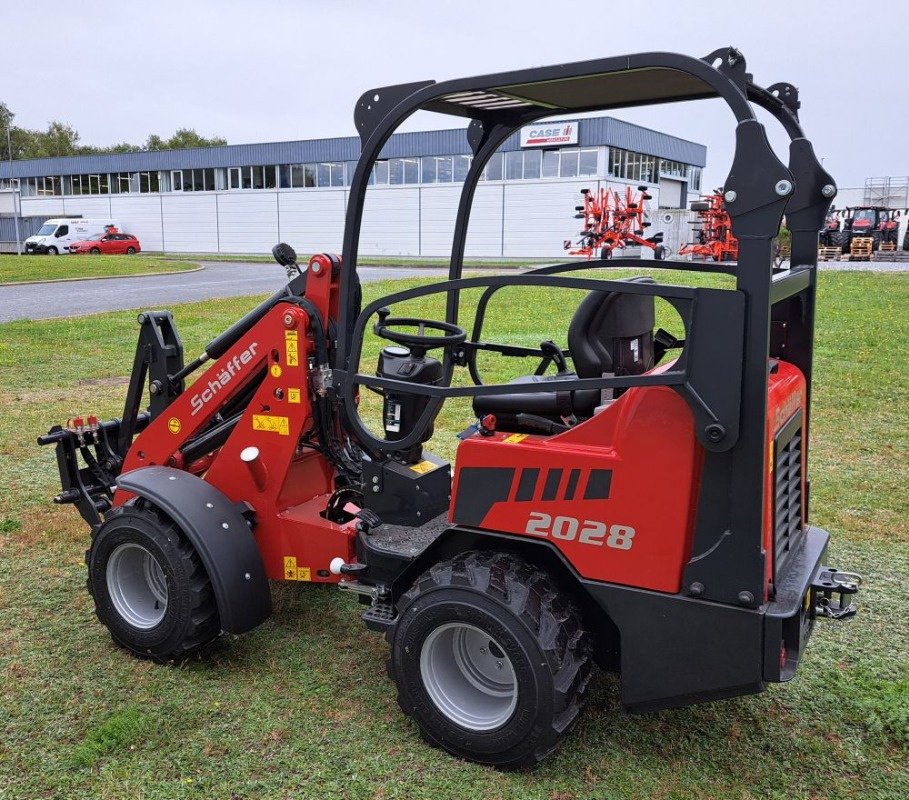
xmin=472 ymin=276 xmax=657 ymax=432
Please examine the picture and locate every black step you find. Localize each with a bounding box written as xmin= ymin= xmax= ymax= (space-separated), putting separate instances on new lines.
xmin=362 ymin=599 xmax=397 ymax=632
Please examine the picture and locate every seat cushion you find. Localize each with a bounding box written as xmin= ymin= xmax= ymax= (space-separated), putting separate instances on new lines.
xmin=472 ymin=374 xmax=600 ymax=424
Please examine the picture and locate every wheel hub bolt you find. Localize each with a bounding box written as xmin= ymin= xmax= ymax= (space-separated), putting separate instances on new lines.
xmin=821 ymin=184 xmax=836 ymax=198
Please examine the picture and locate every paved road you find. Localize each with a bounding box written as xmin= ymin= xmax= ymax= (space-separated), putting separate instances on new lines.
xmin=0 ymin=261 xmax=444 ymax=323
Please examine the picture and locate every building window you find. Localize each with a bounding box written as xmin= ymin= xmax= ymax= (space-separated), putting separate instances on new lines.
xmin=559 ymin=149 xmax=579 ymax=178
xmin=542 ymin=149 xmax=559 ymax=178
xmin=482 ymin=153 xmax=503 ymax=181
xmin=110 ymin=172 xmax=131 ymax=194
xmin=579 ymin=148 xmax=598 ymax=176
xmin=171 ymin=171 xmax=183 ymax=191
xmin=523 ymin=150 xmax=541 ymax=179
xmin=229 ymin=168 xmax=240 ymax=189
xmin=688 ymin=166 xmax=702 ymax=191
xmin=453 ymin=155 xmax=471 ymax=181
xmin=505 ymin=151 xmax=523 ymax=180
xmin=138 ymin=171 xmax=160 ymax=193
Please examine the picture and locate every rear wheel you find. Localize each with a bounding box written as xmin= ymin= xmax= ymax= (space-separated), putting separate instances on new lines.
xmin=388 ymin=551 xmax=592 ymax=768
xmin=654 ymin=244 xmax=667 ymax=260
xmin=599 ymin=246 xmax=612 ymax=260
xmin=126 ymin=246 xmax=136 ymax=254
xmin=87 ymin=502 xmax=220 ymax=661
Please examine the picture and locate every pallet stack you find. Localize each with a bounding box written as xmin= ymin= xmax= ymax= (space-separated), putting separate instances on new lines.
xmin=845 ymin=236 xmax=874 ymax=262
xmin=817 ymin=245 xmax=841 ymax=261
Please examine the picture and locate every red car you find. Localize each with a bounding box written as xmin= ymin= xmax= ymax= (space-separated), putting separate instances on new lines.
xmin=68 ymin=233 xmax=142 ymax=255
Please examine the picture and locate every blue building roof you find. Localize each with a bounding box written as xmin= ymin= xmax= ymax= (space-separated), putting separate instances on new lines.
xmin=0 ymin=115 xmax=705 ymax=179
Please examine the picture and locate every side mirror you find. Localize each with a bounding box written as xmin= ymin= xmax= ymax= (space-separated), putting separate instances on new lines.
xmin=272 ymin=242 xmax=297 ymax=267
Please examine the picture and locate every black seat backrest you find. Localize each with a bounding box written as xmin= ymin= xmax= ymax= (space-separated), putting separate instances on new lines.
xmin=567 ymin=277 xmax=656 ymax=379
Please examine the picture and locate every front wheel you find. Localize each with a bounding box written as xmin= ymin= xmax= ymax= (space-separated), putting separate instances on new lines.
xmin=388 ymin=551 xmax=592 ymax=768
xmin=87 ymin=502 xmax=220 ymax=661
xmin=654 ymin=244 xmax=667 ymax=260
xmin=90 ymin=247 xmax=101 ymax=255
xmin=47 ymin=246 xmax=58 ymax=255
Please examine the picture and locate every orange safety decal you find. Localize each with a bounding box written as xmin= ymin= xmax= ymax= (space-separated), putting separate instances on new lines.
xmin=284 ymin=330 xmax=299 ymax=367
xmin=503 ymin=433 xmax=528 ymax=444
xmin=252 ymin=415 xmax=290 ymax=436
xmin=283 ymin=556 xmax=311 ymax=581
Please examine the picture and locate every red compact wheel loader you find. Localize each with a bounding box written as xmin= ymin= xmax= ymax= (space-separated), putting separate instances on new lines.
xmin=40 ymin=47 xmax=860 ymax=768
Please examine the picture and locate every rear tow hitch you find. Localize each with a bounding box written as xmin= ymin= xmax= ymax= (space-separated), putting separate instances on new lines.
xmin=812 ymin=567 xmax=861 ymax=620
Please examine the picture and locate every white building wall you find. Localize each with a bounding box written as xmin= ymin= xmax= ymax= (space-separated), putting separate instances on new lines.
xmin=464 ymin=184 xmax=504 ymax=257
xmin=161 ymin=194 xmax=218 ymax=253
xmin=278 ymin=188 xmax=346 ymax=255
xmin=110 ymin=195 xmax=165 ymax=250
xmin=217 ymin=193 xmax=280 ymax=254
xmin=359 ymin=186 xmax=420 ymax=256
xmin=15 ymin=176 xmax=695 ymax=258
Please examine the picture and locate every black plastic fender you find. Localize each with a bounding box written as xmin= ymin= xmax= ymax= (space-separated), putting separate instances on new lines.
xmin=115 ymin=466 xmax=271 ymax=634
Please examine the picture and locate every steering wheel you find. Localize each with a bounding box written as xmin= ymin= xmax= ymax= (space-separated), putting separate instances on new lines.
xmin=373 ymin=307 xmax=467 ymax=356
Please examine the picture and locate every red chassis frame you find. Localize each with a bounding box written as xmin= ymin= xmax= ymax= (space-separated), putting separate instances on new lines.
xmin=113 ymin=256 xmax=357 ymax=584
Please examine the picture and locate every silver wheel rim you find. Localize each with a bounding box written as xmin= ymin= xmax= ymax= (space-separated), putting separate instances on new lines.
xmin=106 ymin=543 xmax=168 ymax=629
xmin=419 ymin=622 xmax=518 ymax=731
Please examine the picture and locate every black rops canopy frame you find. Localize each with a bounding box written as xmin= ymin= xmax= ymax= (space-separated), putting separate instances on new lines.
xmin=333 ymin=47 xmax=836 ymax=608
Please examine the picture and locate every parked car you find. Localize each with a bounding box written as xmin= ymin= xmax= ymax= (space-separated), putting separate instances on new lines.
xmin=24 ymin=219 xmax=121 ymax=255
xmin=67 ymin=233 xmax=142 ymax=255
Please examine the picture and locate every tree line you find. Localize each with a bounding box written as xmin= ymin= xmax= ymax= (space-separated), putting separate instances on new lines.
xmin=0 ymin=101 xmax=226 ymax=161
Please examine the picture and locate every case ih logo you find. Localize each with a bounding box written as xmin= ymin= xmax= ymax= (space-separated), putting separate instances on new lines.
xmin=520 ymin=121 xmax=578 ymax=147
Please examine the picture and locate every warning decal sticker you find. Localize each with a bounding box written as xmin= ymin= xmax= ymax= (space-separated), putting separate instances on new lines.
xmin=253 ymin=415 xmax=290 ymax=436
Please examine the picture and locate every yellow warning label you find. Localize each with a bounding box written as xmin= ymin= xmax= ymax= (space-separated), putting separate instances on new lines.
xmin=503 ymin=433 xmax=528 ymax=444
xmin=287 ymin=388 xmax=301 ymax=404
xmin=282 ymin=556 xmax=311 ymax=582
xmin=410 ymin=459 xmax=436 ymax=474
xmin=167 ymin=417 xmax=182 ymax=435
xmin=284 ymin=330 xmax=299 ymax=367
xmin=270 ymin=364 xmax=282 ymax=378
xmin=253 ymin=414 xmax=290 ymax=436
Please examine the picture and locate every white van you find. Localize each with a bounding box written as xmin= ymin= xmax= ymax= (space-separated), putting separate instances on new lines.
xmin=24 ymin=218 xmax=121 ymax=255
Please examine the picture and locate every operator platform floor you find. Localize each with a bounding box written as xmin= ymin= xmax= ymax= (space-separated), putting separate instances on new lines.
xmin=0 ymin=261 xmax=445 ymax=323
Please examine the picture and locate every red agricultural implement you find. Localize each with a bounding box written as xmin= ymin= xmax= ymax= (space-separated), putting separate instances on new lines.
xmin=564 ymin=184 xmax=666 ymax=260
xmin=679 ymin=191 xmax=739 ymax=262
xmin=40 ymin=47 xmax=859 ymax=769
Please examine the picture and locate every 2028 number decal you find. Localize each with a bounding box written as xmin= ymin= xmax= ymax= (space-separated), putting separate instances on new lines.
xmin=525 ymin=512 xmax=635 ymax=550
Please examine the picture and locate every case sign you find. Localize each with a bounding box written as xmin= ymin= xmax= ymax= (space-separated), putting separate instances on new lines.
xmin=520 ymin=121 xmax=578 ymax=147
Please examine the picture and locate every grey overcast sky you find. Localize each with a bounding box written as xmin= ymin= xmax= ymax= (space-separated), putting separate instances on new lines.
xmin=3 ymin=0 xmax=906 ymax=190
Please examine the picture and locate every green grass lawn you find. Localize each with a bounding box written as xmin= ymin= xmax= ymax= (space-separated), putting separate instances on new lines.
xmin=0 ymin=270 xmax=906 ymax=799
xmin=0 ymin=254 xmax=198 ymax=284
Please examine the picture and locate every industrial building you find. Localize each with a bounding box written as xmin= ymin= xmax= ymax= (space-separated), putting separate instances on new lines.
xmin=0 ymin=115 xmax=706 ymax=257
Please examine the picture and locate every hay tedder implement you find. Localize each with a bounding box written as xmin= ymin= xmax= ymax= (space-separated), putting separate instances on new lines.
xmin=679 ymin=191 xmax=739 ymax=262
xmin=564 ymin=184 xmax=667 ymax=260
xmin=40 ymin=46 xmax=860 ymax=769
